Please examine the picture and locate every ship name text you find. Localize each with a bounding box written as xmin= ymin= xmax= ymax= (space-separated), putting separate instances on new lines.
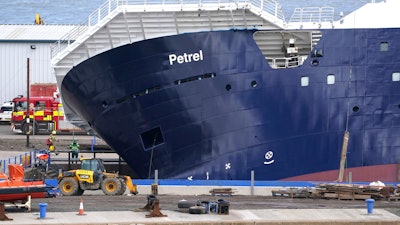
xmin=169 ymin=50 xmax=203 ymax=66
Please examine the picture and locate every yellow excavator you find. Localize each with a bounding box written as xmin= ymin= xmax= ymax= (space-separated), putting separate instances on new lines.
xmin=57 ymin=158 xmax=138 ymax=196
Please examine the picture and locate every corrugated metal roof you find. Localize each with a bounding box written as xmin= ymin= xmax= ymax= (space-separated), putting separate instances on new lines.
xmin=0 ymin=24 xmax=77 ymax=41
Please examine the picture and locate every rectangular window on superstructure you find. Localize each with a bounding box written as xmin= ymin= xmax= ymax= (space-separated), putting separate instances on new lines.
xmin=327 ymin=74 xmax=335 ymax=85
xmin=380 ymin=42 xmax=389 ymax=52
xmin=301 ymin=76 xmax=309 ymax=87
xmin=393 ymin=72 xmax=400 ymax=82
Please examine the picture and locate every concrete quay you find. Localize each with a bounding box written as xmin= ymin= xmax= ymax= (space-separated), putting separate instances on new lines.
xmin=2 ymin=185 xmax=400 ymax=224
xmin=2 ymin=208 xmax=400 ymax=225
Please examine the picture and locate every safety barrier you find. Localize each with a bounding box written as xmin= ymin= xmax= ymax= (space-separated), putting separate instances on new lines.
xmin=0 ymin=149 xmax=49 ymax=174
xmin=0 ymin=148 xmax=124 ymax=176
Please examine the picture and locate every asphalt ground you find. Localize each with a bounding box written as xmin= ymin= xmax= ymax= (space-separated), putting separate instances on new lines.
xmin=26 ymin=193 xmax=400 ymax=214
xmin=1 ymin=123 xmax=400 ymax=223
xmin=5 ymin=192 xmax=400 ymax=225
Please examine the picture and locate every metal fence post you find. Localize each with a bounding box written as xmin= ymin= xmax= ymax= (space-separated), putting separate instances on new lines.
xmin=251 ymin=170 xmax=254 ymax=196
xmin=154 ymin=169 xmax=158 ymax=185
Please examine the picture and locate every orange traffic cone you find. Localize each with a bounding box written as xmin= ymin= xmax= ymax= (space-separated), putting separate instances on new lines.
xmin=77 ymin=198 xmax=86 ymax=216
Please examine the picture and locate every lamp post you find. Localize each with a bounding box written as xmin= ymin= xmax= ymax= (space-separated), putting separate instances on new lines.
xmin=26 ymin=58 xmax=30 ymax=148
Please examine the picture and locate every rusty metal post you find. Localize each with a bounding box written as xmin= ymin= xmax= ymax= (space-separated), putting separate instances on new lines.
xmin=0 ymin=202 xmax=12 ymax=221
xmin=145 ymin=198 xmax=167 ymax=218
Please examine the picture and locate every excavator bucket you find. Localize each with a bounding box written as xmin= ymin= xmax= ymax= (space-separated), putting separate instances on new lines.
xmin=124 ymin=176 xmax=138 ymax=195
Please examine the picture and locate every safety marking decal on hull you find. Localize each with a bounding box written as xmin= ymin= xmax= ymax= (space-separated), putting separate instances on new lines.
xmin=264 ymin=151 xmax=275 ymax=165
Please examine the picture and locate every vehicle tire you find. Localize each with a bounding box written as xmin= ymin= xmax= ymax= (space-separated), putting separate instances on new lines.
xmin=116 ymin=178 xmax=126 ymax=195
xmin=59 ymin=177 xmax=79 ymax=196
xmin=189 ymin=206 xmax=206 ymax=214
xmin=21 ymin=121 xmax=37 ymax=134
xmin=76 ymin=186 xmax=85 ymax=196
xmin=101 ymin=177 xmax=122 ymax=195
xmin=178 ymin=200 xmax=196 ymax=209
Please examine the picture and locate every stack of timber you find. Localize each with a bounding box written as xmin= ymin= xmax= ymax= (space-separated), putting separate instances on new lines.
xmin=209 ymin=188 xmax=235 ymax=196
xmin=270 ymin=184 xmax=398 ymax=200
xmin=387 ymin=184 xmax=400 ymax=201
xmin=271 ymin=187 xmax=312 ymax=198
xmin=314 ymin=183 xmax=391 ymax=200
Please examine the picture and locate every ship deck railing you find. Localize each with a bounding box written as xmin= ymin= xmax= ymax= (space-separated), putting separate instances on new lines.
xmin=266 ymin=55 xmax=307 ymax=69
xmin=289 ymin=7 xmax=334 ymax=23
xmin=50 ymin=0 xmax=286 ymax=59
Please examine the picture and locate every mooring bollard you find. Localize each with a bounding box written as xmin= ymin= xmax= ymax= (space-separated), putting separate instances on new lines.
xmin=365 ymin=198 xmax=375 ymax=214
xmin=39 ymin=203 xmax=47 ymax=219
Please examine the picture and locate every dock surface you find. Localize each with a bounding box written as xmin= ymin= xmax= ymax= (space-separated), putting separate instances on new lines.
xmin=3 ymin=208 xmax=400 ymax=225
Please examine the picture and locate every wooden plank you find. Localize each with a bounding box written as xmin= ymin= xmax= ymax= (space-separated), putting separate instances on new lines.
xmin=271 ymin=189 xmax=293 ymax=198
xmin=271 ymin=188 xmax=311 ymax=198
xmin=388 ymin=196 xmax=400 ymax=202
xmin=209 ymin=188 xmax=234 ymax=196
xmin=323 ymin=192 xmax=371 ymax=200
xmin=337 ymin=131 xmax=349 ymax=182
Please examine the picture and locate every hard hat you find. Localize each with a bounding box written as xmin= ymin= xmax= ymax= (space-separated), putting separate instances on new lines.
xmin=52 ymin=131 xmax=56 ymax=135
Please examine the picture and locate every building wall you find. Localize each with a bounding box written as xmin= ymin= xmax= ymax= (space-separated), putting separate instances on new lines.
xmin=0 ymin=42 xmax=56 ymax=104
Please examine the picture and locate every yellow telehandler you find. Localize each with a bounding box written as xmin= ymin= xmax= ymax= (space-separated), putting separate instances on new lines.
xmin=57 ymin=158 xmax=138 ymax=196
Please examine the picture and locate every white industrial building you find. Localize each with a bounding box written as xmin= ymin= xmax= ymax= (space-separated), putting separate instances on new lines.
xmin=0 ymin=25 xmax=75 ymax=104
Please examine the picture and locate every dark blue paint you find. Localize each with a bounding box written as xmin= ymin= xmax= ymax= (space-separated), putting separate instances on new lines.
xmin=61 ymin=29 xmax=400 ymax=181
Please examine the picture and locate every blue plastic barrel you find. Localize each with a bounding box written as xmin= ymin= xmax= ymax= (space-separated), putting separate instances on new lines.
xmin=365 ymin=199 xmax=375 ymax=214
xmin=39 ymin=202 xmax=48 ymax=219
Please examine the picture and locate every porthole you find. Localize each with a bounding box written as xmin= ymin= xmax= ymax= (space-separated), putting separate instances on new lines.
xmin=251 ymin=81 xmax=258 ymax=88
xmin=102 ymin=101 xmax=108 ymax=108
xmin=226 ymin=84 xmax=232 ymax=91
xmin=353 ymin=106 xmax=359 ymax=112
xmin=311 ymin=60 xmax=319 ymax=66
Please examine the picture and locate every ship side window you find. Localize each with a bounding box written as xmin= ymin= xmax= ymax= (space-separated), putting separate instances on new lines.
xmin=116 ymin=86 xmax=161 ymax=104
xmin=174 ymin=73 xmax=216 ymax=85
xmin=311 ymin=60 xmax=319 ymax=66
xmin=380 ymin=42 xmax=389 ymax=52
xmin=311 ymin=49 xmax=323 ymax=57
xmin=116 ymin=95 xmax=133 ymax=104
xmin=140 ymin=127 xmax=165 ymax=150
xmin=102 ymin=101 xmax=109 ymax=108
xmin=301 ymin=76 xmax=309 ymax=87
xmin=327 ymin=74 xmax=335 ymax=85
xmin=392 ymin=72 xmax=400 ymax=82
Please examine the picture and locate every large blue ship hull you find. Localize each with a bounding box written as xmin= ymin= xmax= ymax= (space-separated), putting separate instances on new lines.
xmin=61 ymin=29 xmax=400 ymax=181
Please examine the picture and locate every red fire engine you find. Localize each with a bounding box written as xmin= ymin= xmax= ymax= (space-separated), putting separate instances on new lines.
xmin=11 ymin=96 xmax=64 ymax=134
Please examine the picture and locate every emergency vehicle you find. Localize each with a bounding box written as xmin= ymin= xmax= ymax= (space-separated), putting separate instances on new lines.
xmin=11 ymin=96 xmax=63 ymax=134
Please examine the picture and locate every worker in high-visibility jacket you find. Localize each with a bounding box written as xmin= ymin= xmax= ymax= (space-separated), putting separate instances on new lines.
xmin=46 ymin=130 xmax=57 ymax=154
xmin=69 ymin=139 xmax=80 ymax=164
